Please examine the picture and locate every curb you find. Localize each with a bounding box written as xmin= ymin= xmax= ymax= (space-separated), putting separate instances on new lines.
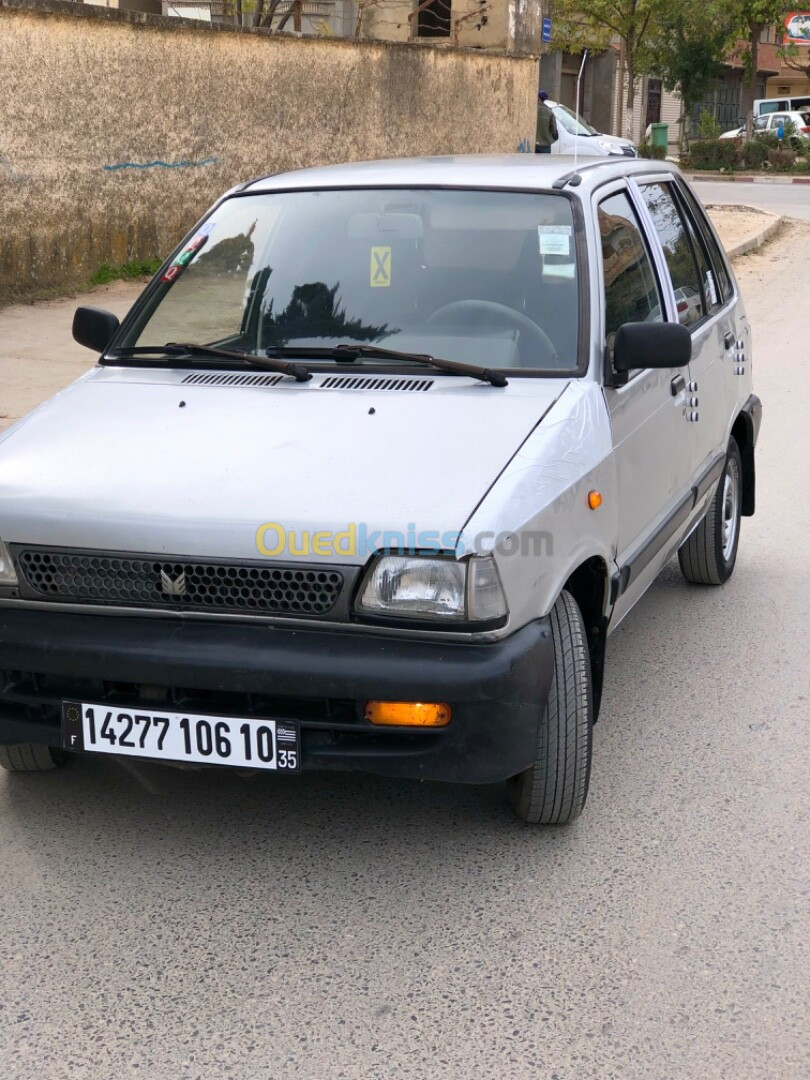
xmin=719 ymin=212 xmax=785 ymax=259
xmin=688 ymin=172 xmax=810 ymax=184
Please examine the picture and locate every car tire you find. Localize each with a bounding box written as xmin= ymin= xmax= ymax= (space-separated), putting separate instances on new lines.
xmin=0 ymin=743 xmax=68 ymax=772
xmin=679 ymin=438 xmax=742 ymax=586
xmin=507 ymin=590 xmax=593 ymax=825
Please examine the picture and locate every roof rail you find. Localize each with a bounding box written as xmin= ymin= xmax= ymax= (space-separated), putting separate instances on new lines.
xmin=552 ymin=159 xmax=629 ymax=190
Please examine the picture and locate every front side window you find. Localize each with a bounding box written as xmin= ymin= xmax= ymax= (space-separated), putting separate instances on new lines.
xmin=640 ymin=182 xmax=706 ymax=327
xmin=598 ymin=190 xmax=662 ymax=353
xmin=119 ymin=188 xmax=582 ymax=373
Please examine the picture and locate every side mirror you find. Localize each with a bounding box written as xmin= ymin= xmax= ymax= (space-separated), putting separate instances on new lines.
xmin=72 ymin=307 xmax=120 ymax=353
xmin=613 ymin=321 xmax=691 ymax=373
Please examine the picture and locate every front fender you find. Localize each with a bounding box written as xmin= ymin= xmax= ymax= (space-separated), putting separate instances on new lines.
xmin=458 ymin=381 xmax=618 ymax=629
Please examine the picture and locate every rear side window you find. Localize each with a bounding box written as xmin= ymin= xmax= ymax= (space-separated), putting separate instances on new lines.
xmin=640 ymin=182 xmax=706 ymax=327
xmin=598 ymin=191 xmax=662 ymax=350
xmin=676 ymin=182 xmax=732 ymax=304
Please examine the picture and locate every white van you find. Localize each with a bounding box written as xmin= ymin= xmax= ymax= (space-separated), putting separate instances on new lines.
xmin=754 ymin=94 xmax=810 ymax=117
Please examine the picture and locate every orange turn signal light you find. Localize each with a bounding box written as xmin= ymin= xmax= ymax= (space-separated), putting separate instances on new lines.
xmin=587 ymin=490 xmax=603 ymax=510
xmin=364 ymin=701 xmax=452 ymax=727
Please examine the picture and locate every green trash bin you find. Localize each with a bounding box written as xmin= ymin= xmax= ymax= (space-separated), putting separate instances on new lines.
xmin=651 ymin=122 xmax=669 ymax=150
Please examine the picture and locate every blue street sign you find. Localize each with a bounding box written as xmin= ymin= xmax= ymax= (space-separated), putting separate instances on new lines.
xmin=542 ymin=17 xmax=552 ymax=43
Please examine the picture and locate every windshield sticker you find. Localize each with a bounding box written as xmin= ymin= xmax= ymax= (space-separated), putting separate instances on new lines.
xmin=161 ymin=233 xmax=210 ymax=283
xmin=370 ymin=246 xmax=391 ymax=287
xmin=538 ymin=226 xmax=572 ymax=257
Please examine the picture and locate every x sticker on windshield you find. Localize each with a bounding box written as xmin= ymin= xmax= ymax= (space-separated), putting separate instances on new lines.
xmin=370 ymin=246 xmax=391 ymax=287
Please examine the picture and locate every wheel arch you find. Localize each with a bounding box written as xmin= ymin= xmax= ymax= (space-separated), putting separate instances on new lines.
xmin=731 ymin=409 xmax=756 ymax=517
xmin=563 ymin=556 xmax=610 ymax=721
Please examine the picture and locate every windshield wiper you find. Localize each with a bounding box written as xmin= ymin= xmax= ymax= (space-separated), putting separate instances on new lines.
xmin=330 ymin=344 xmax=508 ymax=387
xmin=108 ymin=342 xmax=507 ymax=386
xmin=109 ymin=343 xmax=312 ymax=382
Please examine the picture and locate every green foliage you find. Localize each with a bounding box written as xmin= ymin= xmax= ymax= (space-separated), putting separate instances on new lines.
xmin=779 ymin=38 xmax=810 ymax=80
xmin=743 ymin=139 xmax=768 ymax=168
xmin=698 ymin=109 xmax=723 ymax=140
xmin=729 ymin=1 xmax=791 ymax=117
xmin=648 ymin=1 xmax=737 ymax=121
xmin=638 ymin=142 xmax=668 ymax=159
xmin=91 ymin=259 xmax=162 ymax=286
xmin=689 ymin=138 xmax=741 ymax=169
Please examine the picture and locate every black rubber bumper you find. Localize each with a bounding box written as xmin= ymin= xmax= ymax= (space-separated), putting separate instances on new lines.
xmin=0 ymin=609 xmax=553 ymax=784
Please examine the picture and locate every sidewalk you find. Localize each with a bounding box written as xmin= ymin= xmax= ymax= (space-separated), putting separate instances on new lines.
xmin=704 ymin=204 xmax=784 ymax=258
xmin=688 ymin=172 xmax=810 ymax=184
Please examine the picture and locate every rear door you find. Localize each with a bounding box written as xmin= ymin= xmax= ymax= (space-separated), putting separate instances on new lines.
xmin=634 ymin=178 xmax=736 ymax=500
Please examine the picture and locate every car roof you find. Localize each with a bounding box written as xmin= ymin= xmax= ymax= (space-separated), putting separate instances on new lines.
xmin=241 ymin=155 xmax=678 ymax=196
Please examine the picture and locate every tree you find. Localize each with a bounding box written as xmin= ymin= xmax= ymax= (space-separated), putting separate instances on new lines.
xmin=552 ymin=0 xmax=669 ymax=139
xmin=727 ymin=2 xmax=790 ymax=128
xmin=649 ymin=1 xmax=738 ymax=147
xmin=777 ymin=36 xmax=810 ymax=84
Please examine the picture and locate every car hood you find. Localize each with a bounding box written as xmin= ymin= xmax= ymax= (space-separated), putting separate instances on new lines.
xmin=595 ymin=133 xmax=635 ymax=150
xmin=0 ymin=367 xmax=568 ymax=565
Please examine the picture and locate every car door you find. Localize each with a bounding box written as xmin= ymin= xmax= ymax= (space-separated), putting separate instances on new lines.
xmin=635 ymin=178 xmax=738 ymax=501
xmin=596 ymin=184 xmax=694 ymax=626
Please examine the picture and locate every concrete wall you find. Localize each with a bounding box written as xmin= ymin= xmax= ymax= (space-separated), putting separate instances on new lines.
xmin=0 ymin=0 xmax=537 ymax=302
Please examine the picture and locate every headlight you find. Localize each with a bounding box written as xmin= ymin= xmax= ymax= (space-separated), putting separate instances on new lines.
xmin=355 ymin=555 xmax=508 ymax=623
xmin=597 ymin=139 xmax=623 ymax=155
xmin=0 ymin=540 xmax=18 ymax=586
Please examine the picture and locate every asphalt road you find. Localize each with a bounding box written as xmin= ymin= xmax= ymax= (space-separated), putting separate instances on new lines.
xmin=1 ymin=227 xmax=809 ymax=1080
xmin=693 ymin=178 xmax=810 ymax=220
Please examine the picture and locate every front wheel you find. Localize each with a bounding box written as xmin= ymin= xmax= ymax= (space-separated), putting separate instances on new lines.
xmin=0 ymin=744 xmax=68 ymax=772
xmin=507 ymin=590 xmax=593 ymax=824
xmin=679 ymin=438 xmax=742 ymax=586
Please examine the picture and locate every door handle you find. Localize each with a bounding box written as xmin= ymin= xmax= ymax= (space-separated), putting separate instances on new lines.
xmin=724 ymin=331 xmax=736 ymax=350
xmin=671 ymin=374 xmax=686 ymax=397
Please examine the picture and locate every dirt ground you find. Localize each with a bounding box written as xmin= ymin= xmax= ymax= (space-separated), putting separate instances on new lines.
xmin=704 ymin=204 xmax=778 ymax=253
xmin=0 ymin=207 xmax=779 ymax=432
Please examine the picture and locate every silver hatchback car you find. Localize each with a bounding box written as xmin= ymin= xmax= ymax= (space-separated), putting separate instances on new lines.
xmin=0 ymin=156 xmax=760 ymax=824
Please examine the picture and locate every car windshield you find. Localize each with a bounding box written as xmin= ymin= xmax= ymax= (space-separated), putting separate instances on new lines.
xmin=118 ymin=188 xmax=581 ymax=373
xmin=552 ymin=104 xmax=599 ymax=137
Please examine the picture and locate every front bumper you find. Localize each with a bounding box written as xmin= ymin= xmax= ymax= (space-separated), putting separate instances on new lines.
xmin=0 ymin=609 xmax=553 ymax=784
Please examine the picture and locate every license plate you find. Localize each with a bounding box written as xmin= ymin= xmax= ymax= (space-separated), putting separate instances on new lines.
xmin=61 ymin=701 xmax=300 ymax=772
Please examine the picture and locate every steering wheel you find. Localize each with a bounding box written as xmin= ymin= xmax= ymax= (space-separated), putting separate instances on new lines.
xmin=427 ymin=300 xmax=559 ymax=367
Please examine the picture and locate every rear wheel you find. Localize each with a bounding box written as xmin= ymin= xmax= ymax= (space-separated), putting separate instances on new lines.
xmin=0 ymin=744 xmax=67 ymax=772
xmin=507 ymin=590 xmax=593 ymax=824
xmin=679 ymin=438 xmax=742 ymax=586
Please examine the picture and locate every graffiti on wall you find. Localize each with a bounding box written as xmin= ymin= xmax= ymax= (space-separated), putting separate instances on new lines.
xmin=103 ymin=157 xmax=223 ymax=172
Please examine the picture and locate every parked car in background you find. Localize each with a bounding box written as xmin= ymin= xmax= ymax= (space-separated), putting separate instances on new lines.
xmin=0 ymin=156 xmax=759 ymax=825
xmin=674 ymin=285 xmax=703 ymax=325
xmin=547 ymin=100 xmax=638 ymax=157
xmin=719 ymin=111 xmax=810 ymax=148
xmin=753 ymin=111 xmax=810 ymax=148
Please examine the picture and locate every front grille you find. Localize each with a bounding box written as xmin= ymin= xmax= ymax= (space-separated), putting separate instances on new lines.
xmin=15 ymin=548 xmax=344 ymax=617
